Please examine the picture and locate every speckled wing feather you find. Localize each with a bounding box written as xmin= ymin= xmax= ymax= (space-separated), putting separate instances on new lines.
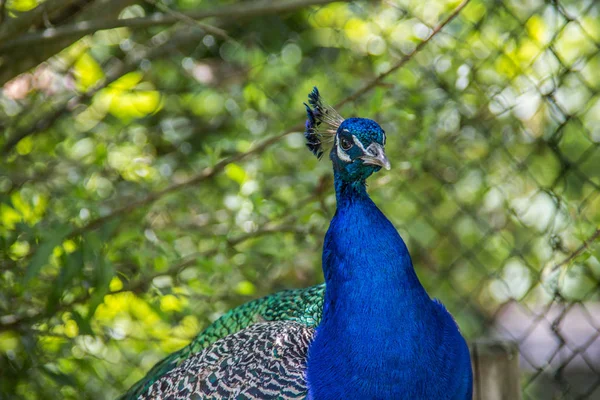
xmin=141 ymin=322 xmax=314 ymax=400
xmin=122 ymin=284 xmax=325 ymax=399
xmin=187 ymin=284 xmax=324 ymax=353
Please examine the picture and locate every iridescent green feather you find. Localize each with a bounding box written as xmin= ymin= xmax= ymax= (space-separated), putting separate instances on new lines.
xmin=121 ymin=284 xmax=325 ymax=399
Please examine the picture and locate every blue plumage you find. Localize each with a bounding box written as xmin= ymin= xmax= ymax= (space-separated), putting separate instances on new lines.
xmin=305 ymin=90 xmax=472 ymax=398
xmin=306 ymin=166 xmax=472 ymax=399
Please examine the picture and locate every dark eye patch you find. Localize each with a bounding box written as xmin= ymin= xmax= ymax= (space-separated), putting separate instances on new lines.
xmin=340 ymin=137 xmax=353 ymax=151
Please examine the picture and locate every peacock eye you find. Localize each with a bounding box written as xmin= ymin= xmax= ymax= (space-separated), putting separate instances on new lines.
xmin=340 ymin=137 xmax=353 ymax=151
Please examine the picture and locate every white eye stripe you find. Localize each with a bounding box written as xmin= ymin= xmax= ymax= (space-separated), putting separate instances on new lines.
xmin=353 ymin=134 xmax=384 ymax=156
xmin=335 ymin=136 xmax=351 ymax=162
xmin=352 ymin=135 xmax=368 ymax=154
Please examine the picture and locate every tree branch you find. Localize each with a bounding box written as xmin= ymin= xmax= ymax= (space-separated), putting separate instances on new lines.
xmin=0 ymin=0 xmax=138 ymax=86
xmin=0 ymin=0 xmax=7 ymax=25
xmin=67 ymin=125 xmax=302 ymax=240
xmin=15 ymin=0 xmax=471 ymax=279
xmin=335 ymin=0 xmax=471 ymax=108
xmin=1 ymin=0 xmax=337 ymax=152
xmin=0 ymin=0 xmax=83 ymax=43
xmin=144 ymin=0 xmax=232 ymax=42
xmin=67 ymin=0 xmax=472 ymax=239
xmin=2 ymin=25 xmax=206 ymax=154
xmin=0 ymin=0 xmax=340 ymax=51
xmin=0 ymin=215 xmax=317 ymax=333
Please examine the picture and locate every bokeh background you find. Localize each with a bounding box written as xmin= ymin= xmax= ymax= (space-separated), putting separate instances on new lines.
xmin=1 ymin=0 xmax=599 ymax=398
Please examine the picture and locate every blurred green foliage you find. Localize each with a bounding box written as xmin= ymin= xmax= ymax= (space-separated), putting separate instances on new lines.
xmin=0 ymin=0 xmax=599 ymax=399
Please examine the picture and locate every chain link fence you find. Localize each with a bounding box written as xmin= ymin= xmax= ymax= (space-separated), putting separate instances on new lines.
xmin=0 ymin=0 xmax=599 ymax=399
xmin=409 ymin=1 xmax=600 ymax=398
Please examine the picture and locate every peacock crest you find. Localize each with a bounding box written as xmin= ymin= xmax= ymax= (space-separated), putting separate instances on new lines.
xmin=304 ymin=87 xmax=344 ymax=159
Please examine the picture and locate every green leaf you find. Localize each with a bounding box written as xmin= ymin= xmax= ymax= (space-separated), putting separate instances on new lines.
xmin=24 ymin=226 xmax=72 ymax=283
xmin=46 ymin=248 xmax=84 ymax=314
xmin=235 ymin=280 xmax=256 ymax=296
xmin=40 ymin=365 xmax=78 ymax=388
xmin=225 ymin=163 xmax=247 ymax=185
xmin=87 ymin=257 xmax=115 ymax=319
xmin=99 ymin=218 xmax=120 ymax=243
xmin=74 ymin=53 xmax=105 ymax=92
xmin=71 ymin=310 xmax=94 ymax=336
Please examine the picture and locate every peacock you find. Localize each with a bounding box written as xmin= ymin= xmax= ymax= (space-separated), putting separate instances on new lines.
xmin=123 ymin=87 xmax=473 ymax=399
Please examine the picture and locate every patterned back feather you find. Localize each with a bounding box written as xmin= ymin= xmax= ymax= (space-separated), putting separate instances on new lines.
xmin=141 ymin=322 xmax=314 ymax=400
xmin=121 ymin=285 xmax=325 ymax=399
xmin=304 ymin=87 xmax=344 ymax=159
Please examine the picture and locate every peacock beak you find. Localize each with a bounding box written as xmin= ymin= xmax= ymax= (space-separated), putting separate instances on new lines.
xmin=361 ymin=143 xmax=391 ymax=170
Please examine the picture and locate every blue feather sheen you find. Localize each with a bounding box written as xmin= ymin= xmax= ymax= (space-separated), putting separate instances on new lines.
xmin=306 ymin=177 xmax=472 ymax=399
xmin=303 ymin=93 xmax=473 ymax=398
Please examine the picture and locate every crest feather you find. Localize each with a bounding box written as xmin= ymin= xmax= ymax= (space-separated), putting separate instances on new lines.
xmin=304 ymin=87 xmax=344 ymax=159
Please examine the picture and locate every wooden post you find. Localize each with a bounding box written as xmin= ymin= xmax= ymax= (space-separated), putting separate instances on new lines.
xmin=469 ymin=340 xmax=521 ymax=400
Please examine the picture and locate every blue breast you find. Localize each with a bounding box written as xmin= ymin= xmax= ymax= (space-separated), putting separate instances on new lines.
xmin=305 ymin=180 xmax=473 ymax=399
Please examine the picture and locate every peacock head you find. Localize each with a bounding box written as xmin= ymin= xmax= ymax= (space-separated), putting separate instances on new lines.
xmin=304 ymin=87 xmax=390 ymax=182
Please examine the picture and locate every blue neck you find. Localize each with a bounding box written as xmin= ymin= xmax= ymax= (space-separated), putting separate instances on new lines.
xmin=306 ymin=173 xmax=435 ymax=399
xmin=326 ymin=176 xmax=425 ymax=294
